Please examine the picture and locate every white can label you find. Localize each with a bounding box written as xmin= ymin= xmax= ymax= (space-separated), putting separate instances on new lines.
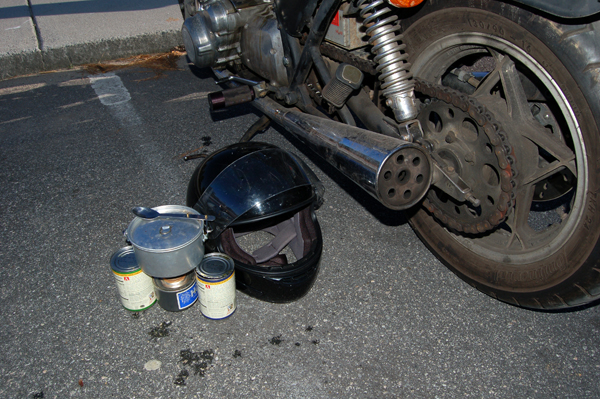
xmin=113 ymin=269 xmax=156 ymax=311
xmin=196 ymin=272 xmax=236 ymax=319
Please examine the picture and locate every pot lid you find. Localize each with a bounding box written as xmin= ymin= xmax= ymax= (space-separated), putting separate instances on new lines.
xmin=126 ymin=206 xmax=203 ymax=252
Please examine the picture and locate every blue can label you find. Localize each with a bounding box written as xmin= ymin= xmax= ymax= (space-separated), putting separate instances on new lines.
xmin=177 ymin=281 xmax=198 ymax=310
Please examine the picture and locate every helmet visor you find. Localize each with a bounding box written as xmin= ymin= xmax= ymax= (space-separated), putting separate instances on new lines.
xmin=195 ymin=148 xmax=323 ymax=238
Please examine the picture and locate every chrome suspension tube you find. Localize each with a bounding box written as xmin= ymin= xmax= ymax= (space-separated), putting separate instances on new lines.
xmin=359 ymin=0 xmax=418 ymax=122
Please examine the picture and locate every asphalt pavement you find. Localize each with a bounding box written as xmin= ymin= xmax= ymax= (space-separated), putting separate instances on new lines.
xmin=0 ymin=0 xmax=183 ymax=80
xmin=0 ymin=54 xmax=599 ymax=398
xmin=1 ymin=1 xmax=600 ymax=397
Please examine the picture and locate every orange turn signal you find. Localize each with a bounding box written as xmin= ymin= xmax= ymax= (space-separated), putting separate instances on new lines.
xmin=387 ymin=0 xmax=425 ymax=8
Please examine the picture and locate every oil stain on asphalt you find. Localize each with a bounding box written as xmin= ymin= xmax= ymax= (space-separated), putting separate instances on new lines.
xmin=148 ymin=321 xmax=172 ymax=340
xmin=175 ymin=348 xmax=215 ymax=385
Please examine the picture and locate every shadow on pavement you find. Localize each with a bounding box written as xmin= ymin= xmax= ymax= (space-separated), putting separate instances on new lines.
xmin=1 ymin=0 xmax=179 ymax=19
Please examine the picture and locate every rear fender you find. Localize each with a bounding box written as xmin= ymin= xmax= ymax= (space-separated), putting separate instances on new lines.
xmin=508 ymin=0 xmax=600 ymax=19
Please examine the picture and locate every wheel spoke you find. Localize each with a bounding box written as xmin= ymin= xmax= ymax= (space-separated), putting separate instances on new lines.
xmin=522 ymin=160 xmax=576 ymax=186
xmin=482 ymin=51 xmax=577 ymax=184
xmin=520 ymin=125 xmax=576 ymax=171
xmin=494 ymin=53 xmax=534 ymax=122
xmin=472 ymin=66 xmax=502 ymax=98
xmin=505 ymin=184 xmax=537 ymax=250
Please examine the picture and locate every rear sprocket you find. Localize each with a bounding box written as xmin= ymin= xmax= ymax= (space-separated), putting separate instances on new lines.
xmin=415 ymin=80 xmax=517 ymax=234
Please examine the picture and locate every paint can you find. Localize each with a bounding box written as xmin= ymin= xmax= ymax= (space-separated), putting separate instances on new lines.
xmin=196 ymin=253 xmax=236 ymax=319
xmin=110 ymin=246 xmax=156 ymax=311
xmin=153 ymin=272 xmax=198 ymax=312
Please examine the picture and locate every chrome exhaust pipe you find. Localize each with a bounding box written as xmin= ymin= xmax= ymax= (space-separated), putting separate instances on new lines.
xmin=252 ymin=97 xmax=432 ymax=210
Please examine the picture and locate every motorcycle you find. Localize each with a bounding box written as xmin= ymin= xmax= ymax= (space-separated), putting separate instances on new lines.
xmin=178 ymin=0 xmax=600 ymax=310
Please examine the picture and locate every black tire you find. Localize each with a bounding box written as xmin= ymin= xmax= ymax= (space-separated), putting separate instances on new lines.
xmin=400 ymin=0 xmax=600 ymax=309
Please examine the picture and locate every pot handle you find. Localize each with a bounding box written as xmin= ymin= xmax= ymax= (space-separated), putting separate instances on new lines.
xmin=203 ymin=222 xmax=212 ymax=242
xmin=122 ymin=228 xmax=132 ymax=246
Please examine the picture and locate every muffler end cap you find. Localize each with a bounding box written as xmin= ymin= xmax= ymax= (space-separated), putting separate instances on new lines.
xmin=377 ymin=145 xmax=431 ymax=210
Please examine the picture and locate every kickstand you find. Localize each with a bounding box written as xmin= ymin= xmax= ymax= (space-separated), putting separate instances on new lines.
xmin=239 ymin=115 xmax=271 ymax=142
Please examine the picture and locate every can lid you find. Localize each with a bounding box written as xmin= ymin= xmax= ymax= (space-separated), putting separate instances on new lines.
xmin=126 ymin=205 xmax=203 ymax=252
xmin=110 ymin=246 xmax=139 ymax=273
xmin=197 ymin=253 xmax=234 ymax=279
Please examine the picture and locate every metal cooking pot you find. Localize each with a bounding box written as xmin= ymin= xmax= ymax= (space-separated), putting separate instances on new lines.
xmin=126 ymin=205 xmax=206 ymax=278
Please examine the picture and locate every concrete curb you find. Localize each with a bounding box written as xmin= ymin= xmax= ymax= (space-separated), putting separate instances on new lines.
xmin=1 ymin=30 xmax=183 ymax=80
xmin=1 ymin=0 xmax=185 ymax=81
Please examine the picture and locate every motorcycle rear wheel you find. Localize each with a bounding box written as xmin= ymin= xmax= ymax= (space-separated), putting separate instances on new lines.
xmin=401 ymin=0 xmax=600 ymax=309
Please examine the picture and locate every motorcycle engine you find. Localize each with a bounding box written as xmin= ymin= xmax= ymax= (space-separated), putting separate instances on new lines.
xmin=182 ymin=0 xmax=289 ymax=86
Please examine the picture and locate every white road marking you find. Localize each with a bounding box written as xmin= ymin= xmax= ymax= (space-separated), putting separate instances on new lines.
xmin=90 ymin=73 xmax=141 ymax=126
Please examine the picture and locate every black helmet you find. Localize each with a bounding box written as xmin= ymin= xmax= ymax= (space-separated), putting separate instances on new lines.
xmin=187 ymin=142 xmax=324 ymax=302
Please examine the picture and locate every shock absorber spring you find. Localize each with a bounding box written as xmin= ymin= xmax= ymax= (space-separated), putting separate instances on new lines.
xmin=358 ymin=0 xmax=418 ymax=122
